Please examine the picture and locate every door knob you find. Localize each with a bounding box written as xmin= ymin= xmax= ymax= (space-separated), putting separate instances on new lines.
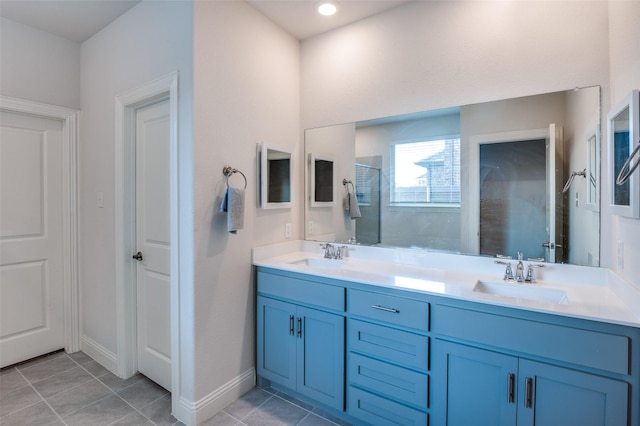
xmin=132 ymin=251 xmax=144 ymax=261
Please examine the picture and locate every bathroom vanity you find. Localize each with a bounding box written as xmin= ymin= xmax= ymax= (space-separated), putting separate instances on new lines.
xmin=253 ymin=241 xmax=640 ymax=426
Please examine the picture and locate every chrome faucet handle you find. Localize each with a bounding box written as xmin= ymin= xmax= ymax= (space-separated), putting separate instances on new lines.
xmin=336 ymin=245 xmax=348 ymax=259
xmin=319 ymin=243 xmax=335 ymax=259
xmin=495 ymin=260 xmax=515 ymax=282
xmin=525 ymin=264 xmax=545 ymax=283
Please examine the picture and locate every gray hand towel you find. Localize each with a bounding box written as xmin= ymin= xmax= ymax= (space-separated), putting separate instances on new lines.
xmin=220 ymin=186 xmax=245 ymax=233
xmin=347 ymin=192 xmax=361 ymax=219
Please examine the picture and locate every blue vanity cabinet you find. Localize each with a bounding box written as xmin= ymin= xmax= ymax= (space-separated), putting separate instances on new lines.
xmin=347 ymin=288 xmax=430 ymax=425
xmin=256 ymin=269 xmax=346 ymax=411
xmin=433 ymin=340 xmax=628 ymax=426
xmin=431 ymin=303 xmax=635 ymax=426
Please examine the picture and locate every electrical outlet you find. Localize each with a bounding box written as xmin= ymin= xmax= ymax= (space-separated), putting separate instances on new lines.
xmin=285 ymin=223 xmax=291 ymax=238
xmin=308 ymin=221 xmax=314 ymax=235
xmin=617 ymin=240 xmax=624 ymax=270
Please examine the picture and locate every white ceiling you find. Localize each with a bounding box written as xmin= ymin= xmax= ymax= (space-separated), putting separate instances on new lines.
xmin=0 ymin=0 xmax=411 ymax=43
xmin=246 ymin=0 xmax=413 ymax=40
xmin=0 ymin=1 xmax=141 ymax=43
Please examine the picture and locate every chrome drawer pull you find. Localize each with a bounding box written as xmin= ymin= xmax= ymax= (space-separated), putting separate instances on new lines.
xmin=371 ymin=305 xmax=400 ymax=314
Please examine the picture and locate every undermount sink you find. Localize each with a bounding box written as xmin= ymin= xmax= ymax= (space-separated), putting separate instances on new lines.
xmin=290 ymin=257 xmax=347 ymax=270
xmin=473 ymin=280 xmax=570 ymax=305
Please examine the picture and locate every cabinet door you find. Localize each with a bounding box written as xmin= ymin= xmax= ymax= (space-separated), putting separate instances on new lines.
xmin=257 ymin=296 xmax=296 ymax=389
xmin=517 ymin=360 xmax=629 ymax=426
xmin=297 ymin=306 xmax=345 ymax=410
xmin=432 ymin=340 xmax=517 ymax=426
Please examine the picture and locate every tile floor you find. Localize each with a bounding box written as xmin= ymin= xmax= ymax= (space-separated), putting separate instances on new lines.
xmin=0 ymin=351 xmax=353 ymax=426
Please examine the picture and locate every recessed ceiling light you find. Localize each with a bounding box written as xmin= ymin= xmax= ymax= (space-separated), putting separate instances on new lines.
xmin=317 ymin=2 xmax=338 ymax=16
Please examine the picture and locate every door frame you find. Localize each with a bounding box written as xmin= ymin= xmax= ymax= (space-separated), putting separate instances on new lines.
xmin=114 ymin=73 xmax=179 ymax=391
xmin=468 ymin=128 xmax=550 ymax=255
xmin=0 ymin=95 xmax=81 ymax=354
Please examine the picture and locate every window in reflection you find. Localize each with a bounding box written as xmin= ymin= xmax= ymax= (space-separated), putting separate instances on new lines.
xmin=391 ymin=138 xmax=461 ymax=205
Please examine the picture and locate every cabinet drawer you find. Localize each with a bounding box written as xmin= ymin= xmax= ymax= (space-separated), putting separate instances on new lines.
xmin=258 ymin=271 xmax=345 ymax=311
xmin=349 ymin=319 xmax=429 ymax=371
xmin=432 ymin=304 xmax=630 ymax=375
xmin=349 ymin=289 xmax=429 ymax=331
xmin=349 ymin=386 xmax=428 ymax=426
xmin=349 ymin=353 xmax=428 ymax=409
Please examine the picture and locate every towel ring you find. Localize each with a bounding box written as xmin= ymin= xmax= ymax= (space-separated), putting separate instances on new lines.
xmin=342 ymin=178 xmax=355 ymax=192
xmin=616 ymin=142 xmax=640 ymax=186
xmin=223 ymin=165 xmax=247 ymax=189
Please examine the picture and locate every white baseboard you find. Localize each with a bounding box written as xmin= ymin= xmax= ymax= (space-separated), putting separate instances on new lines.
xmin=173 ymin=367 xmax=255 ymax=426
xmin=80 ymin=335 xmax=118 ymax=375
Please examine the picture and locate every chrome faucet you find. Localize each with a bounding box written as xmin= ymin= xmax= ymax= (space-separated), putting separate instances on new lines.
xmin=320 ymin=243 xmax=348 ymax=260
xmin=495 ymin=259 xmax=514 ymax=281
xmin=515 ymin=252 xmax=525 ymax=283
xmin=496 ymin=252 xmax=545 ymax=283
xmin=525 ymin=263 xmax=545 ymax=283
xmin=320 ymin=243 xmax=335 ymax=259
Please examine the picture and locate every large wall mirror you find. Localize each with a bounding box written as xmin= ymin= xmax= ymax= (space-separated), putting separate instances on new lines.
xmin=305 ymin=86 xmax=601 ymax=267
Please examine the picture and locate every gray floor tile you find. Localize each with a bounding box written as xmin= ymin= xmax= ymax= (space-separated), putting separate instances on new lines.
xmin=45 ymin=378 xmax=112 ymax=417
xmin=242 ymin=396 xmax=308 ymax=426
xmin=80 ymin=359 xmax=111 ymax=378
xmin=19 ymin=354 xmax=77 ymax=383
xmin=63 ymin=394 xmax=135 ymax=426
xmin=223 ymin=387 xmax=273 ymax=420
xmin=138 ymin=393 xmax=177 ymax=425
xmin=0 ymin=385 xmax=42 ymax=417
xmin=0 ymin=401 xmax=60 ymax=426
xmin=311 ymin=407 xmax=353 ymax=426
xmin=31 ymin=366 xmax=93 ymax=398
xmin=299 ymin=413 xmax=338 ymax=426
xmin=99 ymin=371 xmax=145 ymax=392
xmin=275 ymin=392 xmax=315 ymax=411
xmin=110 ymin=411 xmax=155 ymax=425
xmin=12 ymin=350 xmax=66 ymax=370
xmin=117 ymin=376 xmax=168 ymax=409
xmin=0 ymin=370 xmax=29 ymax=397
xmin=67 ymin=351 xmax=93 ymax=365
xmin=0 ymin=366 xmax=17 ymax=376
xmin=200 ymin=410 xmax=240 ymax=426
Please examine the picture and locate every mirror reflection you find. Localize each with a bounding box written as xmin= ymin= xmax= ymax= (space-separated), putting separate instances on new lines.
xmin=305 ymin=86 xmax=601 ymax=266
xmin=258 ymin=143 xmax=292 ymax=209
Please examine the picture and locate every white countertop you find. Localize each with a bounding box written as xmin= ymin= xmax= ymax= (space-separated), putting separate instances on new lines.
xmin=253 ymin=241 xmax=640 ymax=328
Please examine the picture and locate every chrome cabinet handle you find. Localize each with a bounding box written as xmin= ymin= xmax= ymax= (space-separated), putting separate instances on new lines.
xmin=507 ymin=373 xmax=515 ymax=404
xmin=371 ymin=305 xmax=400 ymax=314
xmin=524 ymin=377 xmax=533 ymax=408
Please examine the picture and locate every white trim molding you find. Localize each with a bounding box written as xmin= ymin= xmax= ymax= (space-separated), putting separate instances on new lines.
xmin=81 ymin=335 xmax=118 ymax=375
xmin=0 ymin=96 xmax=81 ymax=354
xmin=174 ymin=368 xmax=256 ymax=425
xmin=114 ymin=71 xmax=181 ymax=404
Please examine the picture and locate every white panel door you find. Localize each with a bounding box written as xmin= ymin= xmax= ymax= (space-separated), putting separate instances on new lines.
xmin=544 ymin=124 xmax=563 ymax=263
xmin=134 ymin=99 xmax=171 ymax=391
xmin=0 ymin=111 xmax=64 ymax=367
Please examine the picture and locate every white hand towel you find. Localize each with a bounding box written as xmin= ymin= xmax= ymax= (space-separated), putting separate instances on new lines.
xmin=347 ymin=192 xmax=361 ymax=219
xmin=220 ymin=186 xmax=245 ymax=233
